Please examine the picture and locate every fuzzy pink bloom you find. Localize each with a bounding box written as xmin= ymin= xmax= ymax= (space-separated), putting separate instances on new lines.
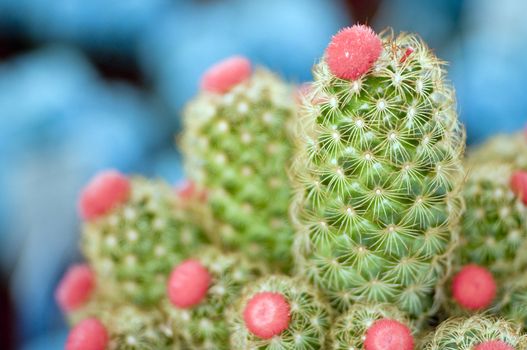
xmin=325 ymin=25 xmax=382 ymax=81
xmin=55 ymin=264 xmax=95 ymax=312
xmin=452 ymin=264 xmax=496 ymax=310
xmin=474 ymin=340 xmax=515 ymax=350
xmin=176 ymin=180 xmax=207 ymax=202
xmin=66 ymin=318 xmax=109 ymax=350
xmin=78 ymin=170 xmax=130 ymax=221
xmin=167 ymin=259 xmax=211 ymax=308
xmin=510 ymin=171 xmax=527 ymax=205
xmin=243 ymin=292 xmax=290 ymax=339
xmin=364 ymin=319 xmax=414 ymax=350
xmin=200 ymin=56 xmax=252 ymax=94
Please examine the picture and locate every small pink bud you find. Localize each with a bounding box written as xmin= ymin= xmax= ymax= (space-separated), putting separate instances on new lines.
xmin=326 ymin=25 xmax=382 ymax=81
xmin=243 ymin=292 xmax=290 ymax=339
xmin=510 ymin=171 xmax=527 ymax=205
xmin=200 ymin=56 xmax=252 ymax=94
xmin=66 ymin=318 xmax=109 ymax=350
xmin=176 ymin=180 xmax=207 ymax=202
xmin=400 ymin=47 xmax=414 ymax=63
xmin=78 ymin=170 xmax=130 ymax=221
xmin=474 ymin=340 xmax=515 ymax=350
xmin=55 ymin=264 xmax=95 ymax=312
xmin=167 ymin=259 xmax=211 ymax=308
xmin=452 ymin=264 xmax=496 ymax=310
xmin=364 ymin=319 xmax=414 ymax=350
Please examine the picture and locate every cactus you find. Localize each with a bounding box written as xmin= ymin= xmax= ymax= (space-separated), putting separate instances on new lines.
xmin=80 ymin=170 xmax=207 ymax=306
xmin=422 ymin=316 xmax=527 ymax=350
xmin=291 ymin=24 xmax=465 ymax=323
xmin=181 ymin=56 xmax=296 ymax=271
xmin=468 ymin=132 xmax=527 ymax=170
xmin=163 ymin=247 xmax=264 ymax=350
xmin=67 ymin=298 xmax=180 ymax=350
xmin=330 ymin=302 xmax=415 ymax=350
xmin=229 ymin=275 xmax=331 ymax=349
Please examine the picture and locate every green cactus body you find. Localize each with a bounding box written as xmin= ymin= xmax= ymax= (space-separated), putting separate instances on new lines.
xmin=291 ymin=29 xmax=465 ymax=322
xmin=458 ymin=163 xmax=527 ymax=275
xmin=69 ymin=296 xmax=180 ymax=350
xmin=330 ymin=302 xmax=415 ymax=350
xmin=181 ymin=67 xmax=296 ymax=271
xmin=500 ymin=274 xmax=527 ymax=329
xmin=468 ymin=132 xmax=527 ymax=169
xmin=163 ymin=248 xmax=264 ymax=350
xmin=422 ymin=316 xmax=527 ymax=349
xmin=229 ymin=275 xmax=331 ymax=350
xmin=82 ymin=177 xmax=206 ymax=306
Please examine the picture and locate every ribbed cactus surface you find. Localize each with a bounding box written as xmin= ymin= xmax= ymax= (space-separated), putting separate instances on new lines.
xmin=81 ymin=173 xmax=207 ymax=306
xmin=422 ymin=316 xmax=527 ymax=350
xmin=291 ymin=25 xmax=465 ymax=322
xmin=163 ymin=248 xmax=264 ymax=350
xmin=181 ymin=57 xmax=296 ymax=271
xmin=229 ymin=275 xmax=331 ymax=350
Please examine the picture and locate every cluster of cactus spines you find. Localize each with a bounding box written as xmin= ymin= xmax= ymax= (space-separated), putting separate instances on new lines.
xmin=181 ymin=56 xmax=296 ymax=271
xmin=67 ymin=297 xmax=179 ymax=350
xmin=330 ymin=302 xmax=415 ymax=350
xmin=80 ymin=171 xmax=208 ymax=306
xmin=290 ymin=24 xmax=465 ymax=322
xmin=467 ymin=131 xmax=527 ymax=170
xmin=229 ymin=275 xmax=331 ymax=349
xmin=163 ymin=247 xmax=264 ymax=350
xmin=421 ymin=316 xmax=527 ymax=350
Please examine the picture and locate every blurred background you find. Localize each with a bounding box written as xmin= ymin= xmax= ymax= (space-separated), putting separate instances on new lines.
xmin=0 ymin=0 xmax=526 ymax=348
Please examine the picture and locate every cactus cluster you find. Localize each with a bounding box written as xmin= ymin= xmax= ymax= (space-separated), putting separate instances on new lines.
xmin=181 ymin=58 xmax=296 ymax=271
xmin=57 ymin=23 xmax=527 ymax=350
xmin=291 ymin=26 xmax=465 ymax=323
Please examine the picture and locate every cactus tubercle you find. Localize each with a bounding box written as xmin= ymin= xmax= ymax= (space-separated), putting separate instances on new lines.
xmin=55 ymin=264 xmax=95 ymax=312
xmin=452 ymin=264 xmax=496 ymax=310
xmin=325 ymin=24 xmax=382 ymax=80
xmin=200 ymin=56 xmax=252 ymax=93
xmin=65 ymin=318 xmax=108 ymax=350
xmin=243 ymin=292 xmax=291 ymax=339
xmin=78 ymin=170 xmax=130 ymax=220
xmin=364 ymin=319 xmax=414 ymax=350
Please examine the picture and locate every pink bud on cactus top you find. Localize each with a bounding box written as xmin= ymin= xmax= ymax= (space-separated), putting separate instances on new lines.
xmin=200 ymin=56 xmax=252 ymax=94
xmin=364 ymin=319 xmax=414 ymax=350
xmin=510 ymin=171 xmax=527 ymax=205
xmin=452 ymin=264 xmax=496 ymax=310
xmin=66 ymin=318 xmax=109 ymax=350
xmin=325 ymin=25 xmax=382 ymax=81
xmin=78 ymin=170 xmax=130 ymax=221
xmin=167 ymin=259 xmax=211 ymax=308
xmin=55 ymin=264 xmax=95 ymax=312
xmin=176 ymin=180 xmax=207 ymax=202
xmin=474 ymin=340 xmax=515 ymax=350
xmin=243 ymin=292 xmax=290 ymax=339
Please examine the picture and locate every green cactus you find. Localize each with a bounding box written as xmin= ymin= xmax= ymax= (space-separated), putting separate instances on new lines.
xmin=421 ymin=316 xmax=527 ymax=349
xmin=468 ymin=132 xmax=527 ymax=169
xmin=291 ymin=25 xmax=465 ymax=323
xmin=68 ymin=295 xmax=181 ymax=350
xmin=330 ymin=302 xmax=415 ymax=350
xmin=229 ymin=275 xmax=331 ymax=350
xmin=82 ymin=177 xmax=207 ymax=306
xmin=162 ymin=247 xmax=264 ymax=350
xmin=181 ymin=59 xmax=296 ymax=271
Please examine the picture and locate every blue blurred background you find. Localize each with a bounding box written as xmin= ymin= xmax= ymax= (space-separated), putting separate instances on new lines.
xmin=0 ymin=0 xmax=525 ymax=348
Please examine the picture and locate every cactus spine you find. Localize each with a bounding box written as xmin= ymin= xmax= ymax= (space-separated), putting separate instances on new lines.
xmin=422 ymin=316 xmax=527 ymax=350
xmin=229 ymin=275 xmax=331 ymax=349
xmin=163 ymin=247 xmax=264 ymax=350
xmin=181 ymin=57 xmax=296 ymax=271
xmin=291 ymin=25 xmax=465 ymax=323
